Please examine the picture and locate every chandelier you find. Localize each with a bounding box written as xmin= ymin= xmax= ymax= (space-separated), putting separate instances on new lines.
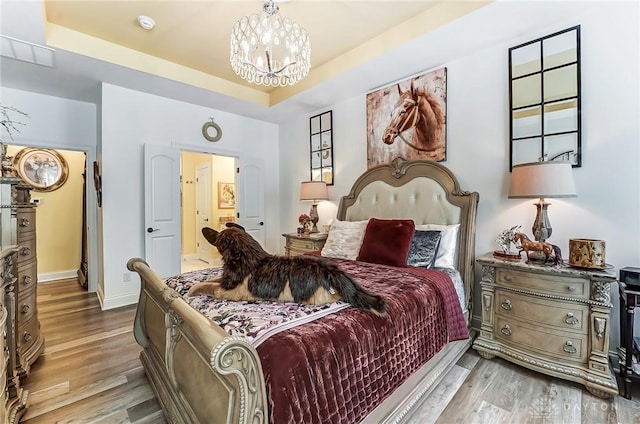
xmin=230 ymin=0 xmax=311 ymax=87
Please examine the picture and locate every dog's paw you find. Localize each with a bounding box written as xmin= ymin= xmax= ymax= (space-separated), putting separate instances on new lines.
xmin=188 ymin=282 xmax=220 ymax=297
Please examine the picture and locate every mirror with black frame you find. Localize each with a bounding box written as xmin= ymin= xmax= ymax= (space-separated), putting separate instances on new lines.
xmin=509 ymin=25 xmax=581 ymax=169
xmin=309 ymin=110 xmax=334 ymax=185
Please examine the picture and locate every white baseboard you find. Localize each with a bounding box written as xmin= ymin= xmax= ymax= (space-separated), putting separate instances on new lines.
xmin=98 ymin=291 xmax=140 ymax=310
xmin=38 ymin=269 xmax=78 ymax=282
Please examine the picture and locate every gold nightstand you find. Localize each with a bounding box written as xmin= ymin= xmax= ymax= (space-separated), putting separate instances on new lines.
xmin=282 ymin=233 xmax=328 ymax=257
xmin=472 ymin=254 xmax=618 ymax=398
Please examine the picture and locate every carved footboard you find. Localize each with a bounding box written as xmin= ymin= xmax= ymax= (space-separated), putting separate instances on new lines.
xmin=127 ymin=258 xmax=268 ymax=424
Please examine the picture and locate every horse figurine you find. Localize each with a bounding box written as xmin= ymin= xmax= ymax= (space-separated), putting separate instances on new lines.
xmin=382 ymin=79 xmax=445 ymax=152
xmin=513 ymin=232 xmax=563 ymax=265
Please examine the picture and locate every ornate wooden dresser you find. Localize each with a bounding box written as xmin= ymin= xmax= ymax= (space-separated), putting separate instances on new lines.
xmin=472 ymin=254 xmax=618 ymax=398
xmin=0 ymin=177 xmax=44 ymax=422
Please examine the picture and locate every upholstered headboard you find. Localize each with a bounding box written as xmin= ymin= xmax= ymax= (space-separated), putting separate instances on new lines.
xmin=336 ymin=157 xmax=479 ymax=314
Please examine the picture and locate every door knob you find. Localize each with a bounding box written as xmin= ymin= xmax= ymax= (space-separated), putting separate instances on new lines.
xmin=258 ymin=222 xmax=264 ymax=226
xmin=147 ymin=227 xmax=159 ymax=233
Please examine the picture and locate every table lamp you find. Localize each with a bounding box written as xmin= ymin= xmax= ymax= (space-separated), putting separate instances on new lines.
xmin=508 ymin=161 xmax=577 ymax=242
xmin=299 ymin=181 xmax=329 ymax=233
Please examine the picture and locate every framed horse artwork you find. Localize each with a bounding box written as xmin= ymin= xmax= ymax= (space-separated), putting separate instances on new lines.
xmin=366 ymin=67 xmax=447 ymax=168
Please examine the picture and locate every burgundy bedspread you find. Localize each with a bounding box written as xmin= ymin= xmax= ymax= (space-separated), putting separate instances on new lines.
xmin=257 ymin=258 xmax=468 ymax=424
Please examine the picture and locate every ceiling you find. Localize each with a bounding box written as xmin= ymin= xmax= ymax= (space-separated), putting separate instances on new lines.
xmin=0 ymin=1 xmax=498 ymax=123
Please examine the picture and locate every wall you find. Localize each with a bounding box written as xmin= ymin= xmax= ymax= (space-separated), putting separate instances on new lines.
xmin=100 ymin=83 xmax=279 ymax=309
xmin=279 ymin=1 xmax=640 ymax=350
xmin=0 ymin=88 xmax=99 ymax=291
xmin=6 ymin=146 xmax=85 ymax=280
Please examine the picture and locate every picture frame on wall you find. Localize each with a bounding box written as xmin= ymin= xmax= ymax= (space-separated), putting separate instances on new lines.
xmin=218 ymin=182 xmax=236 ymax=209
xmin=366 ymin=67 xmax=447 ymax=168
xmin=13 ymin=147 xmax=69 ymax=192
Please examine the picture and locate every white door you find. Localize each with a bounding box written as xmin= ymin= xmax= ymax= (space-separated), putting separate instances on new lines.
xmin=144 ymin=144 xmax=181 ymax=278
xmin=195 ymin=164 xmax=212 ymax=263
xmin=237 ymin=156 xmax=266 ymax=247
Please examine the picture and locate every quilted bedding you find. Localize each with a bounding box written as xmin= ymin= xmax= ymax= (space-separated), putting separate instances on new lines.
xmin=167 ymin=257 xmax=468 ymax=424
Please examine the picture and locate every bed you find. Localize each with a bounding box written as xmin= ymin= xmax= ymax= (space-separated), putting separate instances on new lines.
xmin=127 ymin=157 xmax=479 ymax=423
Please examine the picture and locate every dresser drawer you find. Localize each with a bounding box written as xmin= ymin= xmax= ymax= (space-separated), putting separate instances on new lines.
xmin=495 ymin=290 xmax=589 ymax=334
xmin=16 ymin=209 xmax=35 ymax=239
xmin=16 ymin=235 xmax=36 ymax=266
xmin=496 ymin=268 xmax=588 ymax=299
xmin=16 ymin=284 xmax=37 ymax=323
xmin=17 ymin=314 xmax=39 ymax=353
xmin=16 ymin=260 xmax=37 ymax=291
xmin=287 ymin=238 xmax=316 ymax=250
xmin=495 ymin=315 xmax=587 ymax=364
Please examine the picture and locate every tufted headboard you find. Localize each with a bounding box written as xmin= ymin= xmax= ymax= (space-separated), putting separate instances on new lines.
xmin=336 ymin=157 xmax=479 ymax=315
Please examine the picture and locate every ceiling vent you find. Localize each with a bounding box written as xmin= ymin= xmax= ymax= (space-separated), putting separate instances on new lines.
xmin=0 ymin=35 xmax=55 ymax=68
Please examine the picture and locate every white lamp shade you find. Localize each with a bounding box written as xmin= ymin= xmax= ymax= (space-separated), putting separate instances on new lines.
xmin=299 ymin=181 xmax=328 ymax=201
xmin=509 ymin=161 xmax=577 ymax=198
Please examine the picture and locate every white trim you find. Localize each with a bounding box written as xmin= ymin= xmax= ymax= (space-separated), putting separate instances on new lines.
xmin=99 ymin=292 xmax=139 ymax=310
xmin=38 ymin=269 xmax=78 ymax=282
xmin=182 ymin=254 xmax=198 ymax=262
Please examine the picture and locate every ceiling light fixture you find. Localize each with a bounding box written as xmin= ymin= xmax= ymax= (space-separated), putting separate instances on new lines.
xmin=230 ymin=0 xmax=311 ymax=87
xmin=137 ymin=15 xmax=156 ymax=31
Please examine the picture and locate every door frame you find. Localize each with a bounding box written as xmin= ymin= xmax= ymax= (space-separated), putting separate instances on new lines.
xmin=7 ymin=141 xmax=98 ymax=293
xmin=195 ymin=162 xmax=213 ymax=264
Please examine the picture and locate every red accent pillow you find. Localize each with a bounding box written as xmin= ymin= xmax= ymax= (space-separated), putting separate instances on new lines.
xmin=356 ymin=218 xmax=415 ymax=267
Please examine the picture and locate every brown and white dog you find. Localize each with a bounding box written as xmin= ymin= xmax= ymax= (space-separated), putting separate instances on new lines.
xmin=188 ymin=223 xmax=387 ymax=316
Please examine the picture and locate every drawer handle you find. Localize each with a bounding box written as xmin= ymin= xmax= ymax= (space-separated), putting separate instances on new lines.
xmin=500 ymin=325 xmax=512 ymax=336
xmin=23 ymin=276 xmax=31 ymax=286
xmin=565 ymin=313 xmax=579 ymax=325
xmin=21 ymin=304 xmax=30 ymax=314
xmin=504 ymin=275 xmax=512 ymax=282
xmin=500 ymin=299 xmax=512 ymax=311
xmin=20 ymin=247 xmax=31 ymax=256
xmin=567 ymin=286 xmax=576 ymax=292
xmin=19 ymin=218 xmax=30 ymax=228
xmin=563 ymin=341 xmax=577 ymax=354
xmin=23 ymin=332 xmax=32 ymax=343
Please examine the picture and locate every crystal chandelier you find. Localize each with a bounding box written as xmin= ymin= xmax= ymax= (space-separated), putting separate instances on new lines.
xmin=230 ymin=0 xmax=311 ymax=87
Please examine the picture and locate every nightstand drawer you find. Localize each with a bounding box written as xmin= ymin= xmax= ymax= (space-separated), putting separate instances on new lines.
xmin=288 ymin=238 xmax=315 ymax=250
xmin=495 ymin=290 xmax=589 ymax=334
xmin=16 ymin=209 xmax=36 ymax=238
xmin=497 ymin=268 xmax=588 ymax=298
xmin=495 ymin=315 xmax=587 ymax=364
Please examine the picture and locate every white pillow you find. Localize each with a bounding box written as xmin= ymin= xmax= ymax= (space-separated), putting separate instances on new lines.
xmin=321 ymin=220 xmax=368 ymax=260
xmin=415 ymin=223 xmax=460 ymax=268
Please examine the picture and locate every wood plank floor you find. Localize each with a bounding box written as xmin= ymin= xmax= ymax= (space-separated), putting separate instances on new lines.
xmin=20 ymin=278 xmax=640 ymax=423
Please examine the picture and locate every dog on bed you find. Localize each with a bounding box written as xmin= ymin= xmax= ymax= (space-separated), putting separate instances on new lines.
xmin=187 ymin=223 xmax=387 ymax=316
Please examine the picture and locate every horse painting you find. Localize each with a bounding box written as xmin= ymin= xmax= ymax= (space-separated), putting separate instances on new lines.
xmin=382 ymin=79 xmax=445 ymax=153
xmin=366 ymin=67 xmax=447 ymax=167
xmin=513 ymin=232 xmax=563 ymax=265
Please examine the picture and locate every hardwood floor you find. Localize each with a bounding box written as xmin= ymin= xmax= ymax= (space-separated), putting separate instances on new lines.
xmin=21 ymin=278 xmax=164 ymax=423
xmin=18 ymin=278 xmax=640 ymax=423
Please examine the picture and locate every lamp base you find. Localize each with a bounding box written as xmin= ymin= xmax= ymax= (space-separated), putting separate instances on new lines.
xmin=309 ymin=203 xmax=319 ymax=233
xmin=532 ymin=198 xmax=552 ymax=242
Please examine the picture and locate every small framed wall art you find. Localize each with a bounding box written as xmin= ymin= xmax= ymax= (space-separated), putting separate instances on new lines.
xmin=13 ymin=148 xmax=69 ymax=192
xmin=218 ymin=182 xmax=236 ymax=209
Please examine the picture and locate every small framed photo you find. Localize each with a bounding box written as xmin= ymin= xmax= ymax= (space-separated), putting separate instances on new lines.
xmin=218 ymin=182 xmax=236 ymax=209
xmin=13 ymin=148 xmax=69 ymax=192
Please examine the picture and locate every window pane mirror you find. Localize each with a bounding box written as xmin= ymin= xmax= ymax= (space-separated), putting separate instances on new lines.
xmin=509 ymin=26 xmax=581 ymax=169
xmin=309 ymin=110 xmax=334 ymax=185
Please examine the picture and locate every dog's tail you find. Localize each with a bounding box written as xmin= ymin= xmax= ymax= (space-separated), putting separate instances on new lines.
xmin=325 ymin=269 xmax=388 ymax=317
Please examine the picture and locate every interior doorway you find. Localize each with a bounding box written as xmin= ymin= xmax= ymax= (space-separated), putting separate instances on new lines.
xmin=180 ymin=151 xmax=237 ymax=273
xmin=5 ymin=145 xmax=91 ymax=288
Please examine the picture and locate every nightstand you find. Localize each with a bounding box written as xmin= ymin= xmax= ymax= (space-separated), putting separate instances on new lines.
xmin=472 ymin=254 xmax=618 ymax=398
xmin=282 ymin=233 xmax=327 ymax=257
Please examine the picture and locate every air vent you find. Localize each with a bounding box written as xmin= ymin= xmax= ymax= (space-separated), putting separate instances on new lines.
xmin=0 ymin=35 xmax=55 ymax=68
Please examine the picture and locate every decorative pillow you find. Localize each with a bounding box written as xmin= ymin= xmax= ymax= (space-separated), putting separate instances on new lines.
xmin=407 ymin=230 xmax=442 ymax=268
xmin=356 ymin=218 xmax=415 ymax=267
xmin=415 ymin=224 xmax=460 ymax=268
xmin=321 ymin=220 xmax=368 ymax=260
